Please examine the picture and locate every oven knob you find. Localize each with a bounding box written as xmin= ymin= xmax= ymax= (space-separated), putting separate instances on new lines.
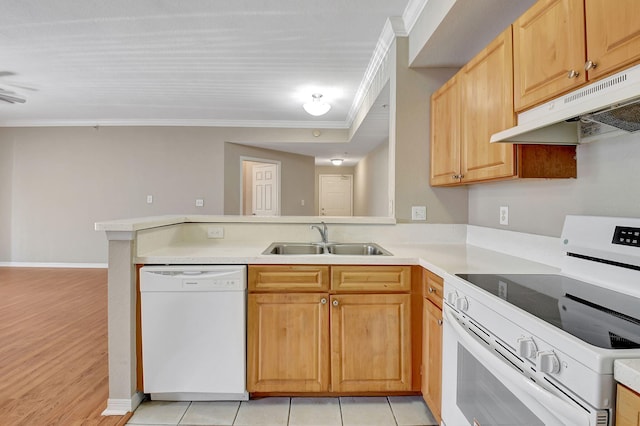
xmin=455 ymin=296 xmax=469 ymax=312
xmin=516 ymin=337 xmax=537 ymax=359
xmin=536 ymin=351 xmax=561 ymax=374
xmin=446 ymin=291 xmax=459 ymax=305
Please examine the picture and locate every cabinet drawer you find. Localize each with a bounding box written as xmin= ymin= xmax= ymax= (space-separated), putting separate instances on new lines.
xmin=423 ymin=269 xmax=443 ymax=309
xmin=331 ymin=265 xmax=411 ymax=292
xmin=248 ymin=265 xmax=329 ymax=292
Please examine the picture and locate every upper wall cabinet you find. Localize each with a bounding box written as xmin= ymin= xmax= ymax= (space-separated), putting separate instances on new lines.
xmin=430 ymin=26 xmax=577 ymax=186
xmin=585 ymin=0 xmax=640 ymax=80
xmin=514 ymin=0 xmax=640 ymax=112
xmin=460 ymin=26 xmax=516 ymax=183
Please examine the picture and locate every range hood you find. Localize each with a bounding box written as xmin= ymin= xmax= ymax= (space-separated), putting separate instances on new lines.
xmin=491 ymin=63 xmax=640 ymax=144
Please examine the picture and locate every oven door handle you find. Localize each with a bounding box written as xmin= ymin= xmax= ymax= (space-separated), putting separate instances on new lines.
xmin=443 ymin=307 xmax=591 ymax=426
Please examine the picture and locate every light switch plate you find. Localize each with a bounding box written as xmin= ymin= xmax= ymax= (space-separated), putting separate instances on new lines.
xmin=195 ymin=199 xmax=204 ymax=207
xmin=411 ymin=206 xmax=427 ymax=221
xmin=146 ymin=195 xmax=153 ymax=204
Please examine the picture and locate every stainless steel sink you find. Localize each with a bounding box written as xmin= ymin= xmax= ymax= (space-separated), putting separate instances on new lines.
xmin=263 ymin=242 xmax=325 ymax=255
xmin=262 ymin=242 xmax=391 ymax=256
xmin=326 ymin=243 xmax=391 ymax=256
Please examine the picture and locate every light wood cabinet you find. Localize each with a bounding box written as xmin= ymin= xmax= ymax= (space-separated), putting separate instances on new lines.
xmin=513 ymin=0 xmax=586 ymax=112
xmin=616 ymin=384 xmax=640 ymax=426
xmin=247 ymin=293 xmax=329 ymax=392
xmin=430 ymin=75 xmax=461 ymax=186
xmin=421 ymin=268 xmax=443 ymax=424
xmin=430 ymin=25 xmax=577 ymax=187
xmin=423 ymin=269 xmax=443 ymax=309
xmin=514 ymin=0 xmax=640 ymax=112
xmin=331 ymin=265 xmax=411 ymax=292
xmin=422 ymin=298 xmax=443 ymax=424
xmin=585 ymin=0 xmax=640 ymax=81
xmin=330 ymin=293 xmax=412 ymax=392
xmin=248 ymin=265 xmax=329 ymax=292
xmin=460 ymin=26 xmax=516 ymax=183
xmin=247 ymin=264 xmax=412 ymax=394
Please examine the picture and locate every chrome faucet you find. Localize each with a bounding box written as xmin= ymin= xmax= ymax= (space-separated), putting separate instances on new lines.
xmin=310 ymin=221 xmax=329 ymax=244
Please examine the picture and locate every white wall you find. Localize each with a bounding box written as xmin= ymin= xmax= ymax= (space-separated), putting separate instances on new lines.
xmin=469 ymin=133 xmax=640 ymax=237
xmin=354 ymin=141 xmax=389 ymax=216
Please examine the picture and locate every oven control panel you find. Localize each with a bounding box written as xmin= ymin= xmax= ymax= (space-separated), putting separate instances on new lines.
xmin=612 ymin=226 xmax=640 ymax=247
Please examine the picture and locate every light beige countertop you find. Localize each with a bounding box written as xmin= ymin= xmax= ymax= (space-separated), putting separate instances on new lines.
xmin=615 ymin=359 xmax=640 ymax=394
xmin=137 ymin=241 xmax=560 ymax=278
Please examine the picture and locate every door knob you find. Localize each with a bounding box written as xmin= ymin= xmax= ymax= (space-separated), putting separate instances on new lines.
xmin=332 ymin=299 xmax=339 ymax=307
xmin=584 ymin=60 xmax=597 ymax=71
xmin=320 ymin=298 xmax=327 ymax=304
xmin=567 ymin=69 xmax=580 ymax=79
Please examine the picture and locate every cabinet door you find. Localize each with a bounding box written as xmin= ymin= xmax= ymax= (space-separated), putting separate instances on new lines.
xmin=585 ymin=0 xmax=640 ymax=80
xmin=330 ymin=293 xmax=411 ymax=392
xmin=513 ymin=0 xmax=586 ymax=111
xmin=461 ymin=26 xmax=516 ymax=183
xmin=247 ymin=293 xmax=329 ymax=392
xmin=430 ymin=75 xmax=461 ymax=186
xmin=422 ymin=299 xmax=443 ymax=424
xmin=617 ymin=384 xmax=640 ymax=426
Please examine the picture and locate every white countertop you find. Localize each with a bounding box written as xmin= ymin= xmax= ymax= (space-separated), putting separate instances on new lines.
xmin=137 ymin=242 xmax=561 ymax=278
xmin=615 ymin=359 xmax=640 ymax=394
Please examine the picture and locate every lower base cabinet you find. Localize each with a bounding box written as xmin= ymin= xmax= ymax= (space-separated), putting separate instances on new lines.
xmin=247 ymin=264 xmax=413 ymax=394
xmin=331 ymin=293 xmax=412 ymax=392
xmin=617 ymin=384 xmax=640 ymax=426
xmin=422 ymin=299 xmax=442 ymax=423
xmin=247 ymin=293 xmax=330 ymax=392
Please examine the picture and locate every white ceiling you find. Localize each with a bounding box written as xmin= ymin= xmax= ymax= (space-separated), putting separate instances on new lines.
xmin=0 ymin=0 xmax=409 ymax=128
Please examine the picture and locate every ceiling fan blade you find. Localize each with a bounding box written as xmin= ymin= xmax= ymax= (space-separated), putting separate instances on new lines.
xmin=0 ymin=93 xmax=26 ymax=103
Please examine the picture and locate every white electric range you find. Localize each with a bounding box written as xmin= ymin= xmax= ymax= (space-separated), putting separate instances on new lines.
xmin=442 ymin=215 xmax=640 ymax=426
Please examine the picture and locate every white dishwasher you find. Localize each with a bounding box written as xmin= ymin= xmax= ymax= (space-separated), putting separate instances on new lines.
xmin=140 ymin=265 xmax=248 ymax=401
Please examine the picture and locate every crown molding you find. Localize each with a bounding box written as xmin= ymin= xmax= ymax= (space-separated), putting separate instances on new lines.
xmin=346 ymin=16 xmax=407 ymax=127
xmin=0 ymin=118 xmax=350 ymax=129
xmin=402 ymin=0 xmax=429 ymax=34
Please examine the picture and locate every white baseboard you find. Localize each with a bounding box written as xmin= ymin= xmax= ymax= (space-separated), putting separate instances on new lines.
xmin=101 ymin=392 xmax=145 ymax=416
xmin=0 ymin=262 xmax=108 ymax=268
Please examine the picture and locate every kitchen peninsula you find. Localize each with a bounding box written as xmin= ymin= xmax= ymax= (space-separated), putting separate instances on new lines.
xmin=96 ymin=215 xmax=564 ymax=415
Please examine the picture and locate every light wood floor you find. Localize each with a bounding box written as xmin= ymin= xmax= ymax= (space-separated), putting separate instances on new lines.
xmin=0 ymin=267 xmax=131 ymax=426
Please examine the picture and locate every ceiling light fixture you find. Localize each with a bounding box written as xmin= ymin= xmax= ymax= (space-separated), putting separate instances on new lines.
xmin=330 ymin=158 xmax=344 ymax=166
xmin=303 ymin=93 xmax=331 ymax=116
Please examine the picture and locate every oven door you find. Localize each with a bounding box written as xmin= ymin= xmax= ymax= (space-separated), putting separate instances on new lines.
xmin=441 ymin=305 xmax=596 ymax=426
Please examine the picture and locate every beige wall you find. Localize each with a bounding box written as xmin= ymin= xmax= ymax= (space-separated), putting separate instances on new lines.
xmin=4 ymin=126 xmax=229 ymax=263
xmin=0 ymin=137 xmax=13 ymax=261
xmin=469 ymin=133 xmax=640 ymax=237
xmin=391 ymin=37 xmax=469 ymax=223
xmin=224 ymin=143 xmax=315 ymax=216
xmin=354 ymin=141 xmax=389 ymax=217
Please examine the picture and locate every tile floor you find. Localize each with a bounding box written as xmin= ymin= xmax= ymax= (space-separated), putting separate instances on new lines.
xmin=126 ymin=396 xmax=437 ymax=426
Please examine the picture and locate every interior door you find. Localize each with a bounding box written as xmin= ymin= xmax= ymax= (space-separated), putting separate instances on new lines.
xmin=319 ymin=174 xmax=353 ymax=216
xmin=252 ymin=163 xmax=279 ymax=216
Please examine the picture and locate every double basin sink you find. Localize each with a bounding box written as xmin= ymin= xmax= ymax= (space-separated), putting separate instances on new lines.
xmin=263 ymin=242 xmax=391 ymax=256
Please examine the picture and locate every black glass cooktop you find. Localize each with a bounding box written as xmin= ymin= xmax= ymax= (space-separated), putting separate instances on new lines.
xmin=456 ymin=274 xmax=640 ymax=349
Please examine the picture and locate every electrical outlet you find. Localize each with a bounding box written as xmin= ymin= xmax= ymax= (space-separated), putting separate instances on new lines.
xmin=207 ymin=227 xmax=224 ymax=239
xmin=195 ymin=199 xmax=204 ymax=207
xmin=411 ymin=206 xmax=427 ymax=221
xmin=500 ymin=206 xmax=509 ymax=225
xmin=146 ymin=195 xmax=153 ymax=204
